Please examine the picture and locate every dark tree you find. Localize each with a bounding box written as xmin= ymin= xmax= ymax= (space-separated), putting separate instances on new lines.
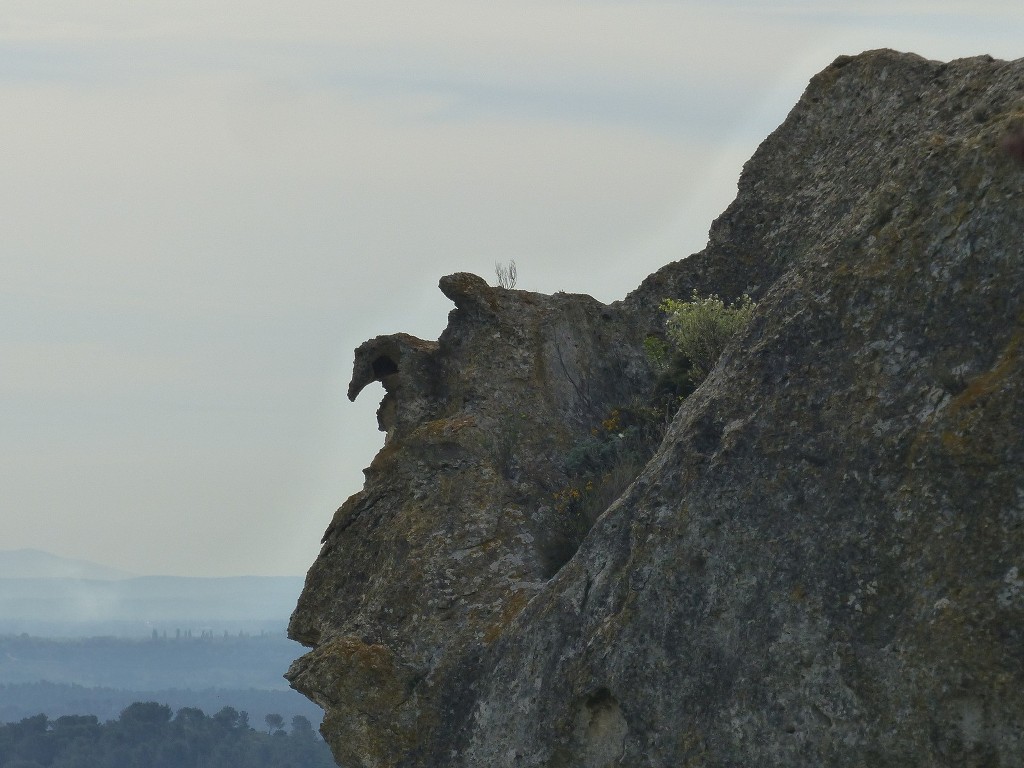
xmin=290 ymin=714 xmax=314 ymax=738
xmin=263 ymin=713 xmax=285 ymax=734
xmin=120 ymin=702 xmax=173 ymax=726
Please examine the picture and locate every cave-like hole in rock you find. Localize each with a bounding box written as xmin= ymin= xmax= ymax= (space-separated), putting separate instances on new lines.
xmin=372 ymin=355 xmax=399 ymax=379
xmin=540 ymin=536 xmax=581 ymax=580
xmin=575 ymin=687 xmax=628 ymax=767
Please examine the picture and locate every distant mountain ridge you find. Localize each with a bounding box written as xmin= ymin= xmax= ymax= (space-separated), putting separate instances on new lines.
xmin=0 ymin=549 xmax=137 ymax=580
xmin=0 ymin=550 xmax=305 ymax=637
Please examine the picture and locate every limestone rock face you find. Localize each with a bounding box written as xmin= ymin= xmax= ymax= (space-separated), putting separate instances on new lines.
xmin=287 ymin=273 xmax=659 ymax=767
xmin=289 ymin=50 xmax=1024 ymax=767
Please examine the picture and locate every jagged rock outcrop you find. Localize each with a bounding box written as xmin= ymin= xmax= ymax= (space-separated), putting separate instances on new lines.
xmin=288 ymin=273 xmax=661 ymax=767
xmin=288 ymin=49 xmax=1024 ymax=767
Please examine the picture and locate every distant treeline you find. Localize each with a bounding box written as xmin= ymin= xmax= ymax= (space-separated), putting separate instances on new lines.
xmin=0 ymin=682 xmax=322 ymax=731
xmin=0 ymin=702 xmax=336 ymax=768
xmin=0 ymin=620 xmax=288 ymax=639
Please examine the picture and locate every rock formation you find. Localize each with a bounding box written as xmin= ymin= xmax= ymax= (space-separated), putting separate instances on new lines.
xmin=288 ymin=49 xmax=1024 ymax=767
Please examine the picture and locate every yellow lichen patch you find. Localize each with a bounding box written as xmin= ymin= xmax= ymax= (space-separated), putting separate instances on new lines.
xmin=906 ymin=327 xmax=1023 ymax=466
xmin=676 ymin=727 xmax=710 ymax=767
xmin=483 ymin=589 xmax=532 ymax=645
xmin=313 ymin=636 xmax=410 ymax=700
xmin=940 ymin=430 xmax=967 ymax=454
xmin=366 ymin=438 xmax=402 ymax=474
xmin=409 ymin=414 xmax=477 ymax=442
xmin=296 ymin=636 xmax=421 ymax=768
xmin=945 ymin=329 xmax=1022 ymax=418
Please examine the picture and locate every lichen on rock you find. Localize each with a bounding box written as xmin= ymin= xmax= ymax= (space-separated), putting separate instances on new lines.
xmin=289 ymin=49 xmax=1024 ymax=767
xmin=287 ymin=270 xmax=661 ymax=767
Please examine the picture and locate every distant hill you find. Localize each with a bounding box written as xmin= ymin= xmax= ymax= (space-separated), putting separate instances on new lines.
xmin=0 ymin=576 xmax=305 ymax=637
xmin=0 ymin=633 xmax=303 ymax=690
xmin=0 ymin=553 xmax=318 ymax=733
xmin=0 ymin=550 xmax=305 ymax=637
xmin=0 ymin=549 xmax=136 ymax=580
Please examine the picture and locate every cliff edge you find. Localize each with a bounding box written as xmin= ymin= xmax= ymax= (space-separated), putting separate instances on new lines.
xmin=288 ymin=49 xmax=1024 ymax=767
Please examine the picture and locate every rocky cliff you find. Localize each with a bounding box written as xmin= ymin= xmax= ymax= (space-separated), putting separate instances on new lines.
xmin=288 ymin=49 xmax=1024 ymax=767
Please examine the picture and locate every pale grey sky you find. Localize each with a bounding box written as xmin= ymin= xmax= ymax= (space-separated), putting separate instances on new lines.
xmin=2 ymin=2 xmax=1021 ymax=576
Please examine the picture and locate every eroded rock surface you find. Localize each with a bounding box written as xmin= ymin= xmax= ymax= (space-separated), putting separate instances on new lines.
xmin=288 ymin=271 xmax=662 ymax=767
xmin=289 ymin=50 xmax=1024 ymax=767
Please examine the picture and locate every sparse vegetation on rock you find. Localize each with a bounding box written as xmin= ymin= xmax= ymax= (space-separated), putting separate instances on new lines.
xmin=493 ymin=260 xmax=517 ymax=289
xmin=646 ymin=290 xmax=757 ymax=399
xmin=661 ymin=291 xmax=756 ymax=380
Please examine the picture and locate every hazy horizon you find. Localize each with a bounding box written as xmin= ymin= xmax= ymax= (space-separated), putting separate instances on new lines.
xmin=3 ymin=2 xmax=1021 ymax=577
xmin=0 ymin=547 xmax=306 ymax=579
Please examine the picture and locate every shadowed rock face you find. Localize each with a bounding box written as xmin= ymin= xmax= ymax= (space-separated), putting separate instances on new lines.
xmin=289 ymin=49 xmax=1024 ymax=767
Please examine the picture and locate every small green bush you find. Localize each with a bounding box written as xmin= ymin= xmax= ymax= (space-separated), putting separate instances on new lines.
xmin=555 ymin=405 xmax=672 ymax=524
xmin=551 ymin=291 xmax=755 ymax=539
xmin=660 ymin=290 xmax=756 ymax=383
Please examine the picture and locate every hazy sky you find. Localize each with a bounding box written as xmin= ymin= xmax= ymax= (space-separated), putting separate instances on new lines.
xmin=3 ymin=2 xmax=1021 ymax=577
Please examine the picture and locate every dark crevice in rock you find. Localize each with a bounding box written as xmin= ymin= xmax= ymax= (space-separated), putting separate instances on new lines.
xmin=538 ymin=535 xmax=582 ymax=581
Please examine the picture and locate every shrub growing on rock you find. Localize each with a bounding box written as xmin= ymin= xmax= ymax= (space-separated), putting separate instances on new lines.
xmin=659 ymin=290 xmax=756 ymax=383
